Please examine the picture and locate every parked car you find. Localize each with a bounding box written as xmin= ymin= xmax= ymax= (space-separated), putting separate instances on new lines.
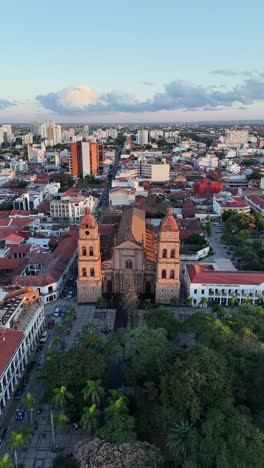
xmin=53 ymin=307 xmax=60 ymax=317
xmin=0 ymin=428 xmax=7 ymax=445
xmin=48 ymin=319 xmax=55 ymax=329
xmin=14 ymin=386 xmax=24 ymax=400
xmin=16 ymin=405 xmax=26 ymax=421
xmin=37 ymin=356 xmax=45 ymax=371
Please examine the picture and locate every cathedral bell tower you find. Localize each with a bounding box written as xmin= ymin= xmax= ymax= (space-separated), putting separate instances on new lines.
xmin=155 ymin=208 xmax=180 ymax=304
xmin=77 ymin=208 xmax=102 ymax=303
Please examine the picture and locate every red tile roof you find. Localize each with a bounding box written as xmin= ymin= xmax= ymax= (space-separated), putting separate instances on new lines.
xmin=246 ymin=194 xmax=264 ymax=209
xmin=5 ymin=233 xmax=25 ymax=244
xmin=186 ymin=264 xmax=264 ymax=285
xmin=0 ymin=328 xmax=24 ymax=376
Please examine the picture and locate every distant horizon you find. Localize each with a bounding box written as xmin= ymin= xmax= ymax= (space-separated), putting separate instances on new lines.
xmin=2 ymin=119 xmax=264 ymax=127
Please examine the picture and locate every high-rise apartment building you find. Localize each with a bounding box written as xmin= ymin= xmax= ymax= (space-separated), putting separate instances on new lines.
xmin=40 ymin=120 xmax=62 ymax=145
xmin=137 ymin=129 xmax=148 ymax=146
xmin=70 ymin=141 xmax=99 ymax=178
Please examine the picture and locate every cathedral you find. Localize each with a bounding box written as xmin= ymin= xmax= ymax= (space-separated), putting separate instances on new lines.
xmin=77 ymin=206 xmax=180 ymax=305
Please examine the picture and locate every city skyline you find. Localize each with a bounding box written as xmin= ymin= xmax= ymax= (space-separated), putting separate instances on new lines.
xmin=1 ymin=0 xmax=264 ymax=122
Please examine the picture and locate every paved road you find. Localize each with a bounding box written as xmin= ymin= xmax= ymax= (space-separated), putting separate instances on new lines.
xmin=0 ymin=302 xmax=116 ymax=467
xmin=208 ymin=224 xmax=229 ymax=259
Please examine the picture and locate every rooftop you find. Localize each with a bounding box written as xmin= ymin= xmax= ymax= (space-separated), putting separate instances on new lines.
xmin=0 ymin=328 xmax=24 ymax=376
xmin=186 ymin=263 xmax=264 ymax=285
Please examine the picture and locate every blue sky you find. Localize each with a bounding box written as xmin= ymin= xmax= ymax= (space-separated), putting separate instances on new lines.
xmin=1 ymin=0 xmax=264 ymax=122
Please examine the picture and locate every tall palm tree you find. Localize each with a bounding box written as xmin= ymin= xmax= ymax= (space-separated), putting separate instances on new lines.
xmin=96 ymin=296 xmax=108 ymax=309
xmin=230 ymin=296 xmax=239 ymax=308
xmin=105 ymin=395 xmax=128 ymax=416
xmin=52 ymin=386 xmax=73 ymax=411
xmin=122 ymin=272 xmax=139 ymax=329
xmin=167 ymin=419 xmax=194 ymax=461
xmin=243 ymin=297 xmax=253 ymax=305
xmin=170 ymin=296 xmax=179 ymax=306
xmin=82 ymin=379 xmax=104 ymax=405
xmin=186 ymin=296 xmax=193 ymax=306
xmin=81 ymin=324 xmax=103 ymax=351
xmin=9 ymin=428 xmax=31 ymax=468
xmin=22 ymin=392 xmax=36 ymax=426
xmin=54 ymin=412 xmax=69 ymax=442
xmin=0 ymin=454 xmax=13 ymax=468
xmin=80 ymin=405 xmax=100 ymax=434
xmin=199 ymin=297 xmax=208 ymax=307
xmin=143 ymin=298 xmax=154 ymax=311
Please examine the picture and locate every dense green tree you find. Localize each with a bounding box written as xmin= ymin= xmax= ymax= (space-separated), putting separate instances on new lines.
xmin=106 ymin=327 xmax=170 ymax=385
xmin=145 ymin=307 xmax=180 ymax=339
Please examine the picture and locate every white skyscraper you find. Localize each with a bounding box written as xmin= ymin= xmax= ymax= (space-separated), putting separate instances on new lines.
xmin=137 ymin=129 xmax=148 ymax=146
xmin=30 ymin=122 xmax=41 ymax=136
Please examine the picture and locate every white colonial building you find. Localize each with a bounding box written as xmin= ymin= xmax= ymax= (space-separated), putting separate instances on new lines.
xmin=0 ymin=289 xmax=45 ymax=416
xmin=185 ymin=263 xmax=264 ymax=307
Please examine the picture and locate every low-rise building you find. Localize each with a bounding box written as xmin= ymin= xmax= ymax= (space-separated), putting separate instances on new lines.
xmin=244 ymin=194 xmax=264 ymax=216
xmin=213 ymin=194 xmax=250 ymax=216
xmin=185 ymin=263 xmax=264 ymax=307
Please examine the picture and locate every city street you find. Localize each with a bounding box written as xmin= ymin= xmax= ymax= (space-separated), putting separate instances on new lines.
xmin=0 ymin=302 xmax=116 ymax=467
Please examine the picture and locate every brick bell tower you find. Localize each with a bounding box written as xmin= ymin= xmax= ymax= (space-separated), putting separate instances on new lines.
xmin=77 ymin=208 xmax=102 ymax=303
xmin=155 ymin=208 xmax=180 ymax=304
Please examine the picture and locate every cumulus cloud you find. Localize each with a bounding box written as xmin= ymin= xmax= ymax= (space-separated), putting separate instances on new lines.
xmin=35 ymin=79 xmax=264 ymax=114
xmin=0 ymin=99 xmax=16 ymax=111
xmin=37 ymin=86 xmax=97 ymax=114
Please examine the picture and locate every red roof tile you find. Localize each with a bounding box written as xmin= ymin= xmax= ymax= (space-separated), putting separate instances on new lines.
xmin=0 ymin=328 xmax=24 ymax=376
xmin=186 ymin=263 xmax=264 ymax=285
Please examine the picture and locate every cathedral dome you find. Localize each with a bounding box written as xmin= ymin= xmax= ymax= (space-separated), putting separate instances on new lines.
xmin=81 ymin=207 xmax=97 ymax=229
xmin=160 ymin=208 xmax=179 ymax=232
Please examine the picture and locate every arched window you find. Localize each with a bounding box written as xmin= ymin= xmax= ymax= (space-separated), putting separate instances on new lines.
xmin=170 ymin=270 xmax=175 ymax=279
xmin=126 ymin=259 xmax=133 ymax=269
xmin=82 ymin=246 xmax=87 ymax=256
xmin=89 ymin=247 xmax=94 ymax=256
xmin=162 ymin=249 xmax=167 ymax=258
xmin=171 ymin=249 xmax=175 ymax=258
xmin=82 ymin=268 xmax=87 ymax=277
xmin=162 ymin=270 xmax=166 ymax=279
xmin=90 ymin=268 xmax=95 ymax=277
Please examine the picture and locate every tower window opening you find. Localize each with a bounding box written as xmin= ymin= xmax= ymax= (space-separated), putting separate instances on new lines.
xmin=162 ymin=270 xmax=166 ymax=279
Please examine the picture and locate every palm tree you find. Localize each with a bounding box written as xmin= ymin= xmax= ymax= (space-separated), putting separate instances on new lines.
xmin=80 ymin=405 xmax=100 ymax=434
xmin=52 ymin=386 xmax=73 ymax=411
xmin=81 ymin=324 xmax=103 ymax=351
xmin=243 ymin=297 xmax=253 ymax=305
xmin=258 ymin=296 xmax=264 ymax=307
xmin=229 ymin=295 xmax=239 ymax=308
xmin=54 ymin=412 xmax=69 ymax=443
xmin=186 ymin=296 xmax=193 ymax=306
xmin=199 ymin=297 xmax=208 ymax=307
xmin=22 ymin=392 xmax=36 ymax=426
xmin=167 ymin=419 xmax=194 ymax=461
xmin=170 ymin=296 xmax=179 ymax=306
xmin=143 ymin=298 xmax=154 ymax=311
xmin=9 ymin=428 xmax=31 ymax=468
xmin=105 ymin=392 xmax=128 ymax=416
xmin=122 ymin=272 xmax=139 ymax=328
xmin=46 ymin=347 xmax=58 ymax=363
xmin=82 ymin=379 xmax=104 ymax=405
xmin=96 ymin=296 xmax=108 ymax=309
xmin=0 ymin=454 xmax=13 ymax=468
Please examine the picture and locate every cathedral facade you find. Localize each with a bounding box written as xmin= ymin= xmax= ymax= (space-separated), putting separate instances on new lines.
xmin=77 ymin=207 xmax=180 ymax=305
